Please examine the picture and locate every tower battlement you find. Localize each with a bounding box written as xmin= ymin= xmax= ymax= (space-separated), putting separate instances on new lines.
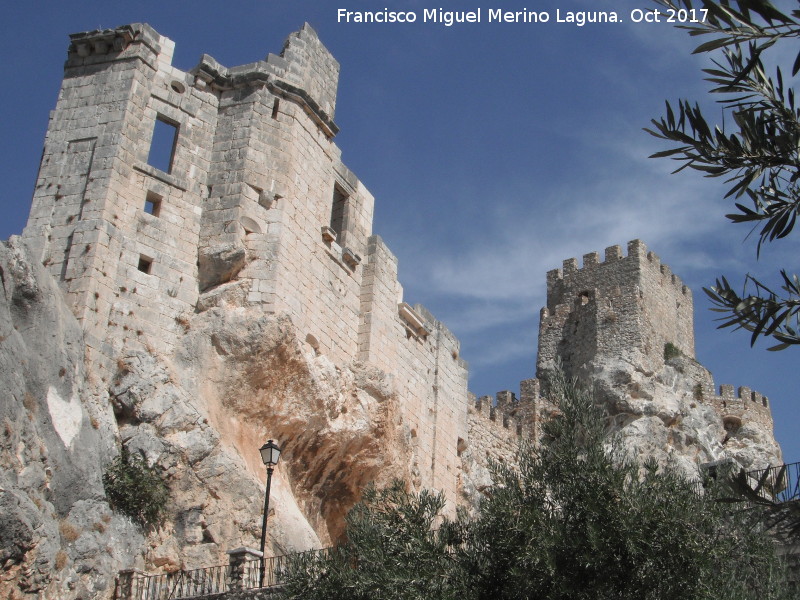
xmin=466 ymin=379 xmax=560 ymax=471
xmin=21 ymin=23 xmax=469 ymax=511
xmin=471 ymin=382 xmax=540 ymax=438
xmin=707 ymin=384 xmax=773 ymax=432
xmin=545 ymin=240 xmax=690 ymax=310
xmin=538 ymin=239 xmax=695 ymax=378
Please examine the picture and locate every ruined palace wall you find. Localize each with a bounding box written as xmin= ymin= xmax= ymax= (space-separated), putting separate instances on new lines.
xmin=21 ymin=23 xmax=375 ymax=368
xmin=22 ymin=24 xmax=217 ymax=360
xmin=359 ymin=236 xmax=469 ymax=509
xmin=197 ymin=56 xmax=372 ymax=366
xmin=538 ymin=240 xmax=694 ymax=377
xmin=262 ymin=103 xmax=372 ymax=366
xmin=22 ymin=22 xmax=471 ymax=511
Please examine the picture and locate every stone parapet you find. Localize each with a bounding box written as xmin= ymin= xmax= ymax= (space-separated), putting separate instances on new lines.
xmin=708 ymin=383 xmax=773 ymax=431
xmin=538 ymin=239 xmax=695 ymax=379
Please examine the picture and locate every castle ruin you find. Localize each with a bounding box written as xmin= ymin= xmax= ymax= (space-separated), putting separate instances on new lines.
xmin=17 ymin=22 xmax=779 ymax=541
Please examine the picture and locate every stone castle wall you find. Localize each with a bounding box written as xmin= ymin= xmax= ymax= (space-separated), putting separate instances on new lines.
xmin=22 ymin=23 xmax=468 ymax=510
xmin=538 ymin=239 xmax=695 ymax=377
xmin=18 ymin=22 xmax=776 ymax=526
xmin=465 ymin=380 xmax=562 ymax=474
xmin=671 ymin=355 xmax=774 ymax=433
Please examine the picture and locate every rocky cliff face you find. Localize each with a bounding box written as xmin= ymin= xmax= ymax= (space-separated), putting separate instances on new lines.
xmin=0 ymin=237 xmax=141 ymax=598
xmin=580 ymin=354 xmax=781 ymax=478
xmin=0 ymin=235 xmax=784 ymax=600
xmin=0 ymin=238 xmax=408 ymax=599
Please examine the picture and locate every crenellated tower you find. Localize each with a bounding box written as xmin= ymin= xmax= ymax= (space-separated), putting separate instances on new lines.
xmin=533 ymin=239 xmax=777 ymax=469
xmin=537 ymin=239 xmax=694 ymax=378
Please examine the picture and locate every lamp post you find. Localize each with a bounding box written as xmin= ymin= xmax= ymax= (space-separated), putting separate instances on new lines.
xmin=258 ymin=439 xmax=281 ymax=587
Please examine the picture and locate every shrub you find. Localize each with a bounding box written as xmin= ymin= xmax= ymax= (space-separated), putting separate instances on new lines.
xmin=664 ymin=342 xmax=681 ymax=361
xmin=103 ymin=447 xmax=168 ymax=529
xmin=283 ymin=370 xmax=790 ymax=599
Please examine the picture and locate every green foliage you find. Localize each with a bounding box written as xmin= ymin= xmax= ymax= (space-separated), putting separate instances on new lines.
xmin=646 ymin=0 xmax=800 ymax=349
xmin=664 ymin=341 xmax=682 ymax=360
xmin=280 ymin=481 xmax=467 ymax=600
xmin=462 ymin=371 xmax=788 ymax=599
xmin=281 ymin=371 xmax=789 ymax=599
xmin=103 ymin=446 xmax=168 ymax=529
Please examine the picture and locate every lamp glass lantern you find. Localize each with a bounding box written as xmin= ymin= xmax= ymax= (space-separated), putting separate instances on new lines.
xmin=259 ymin=440 xmax=281 ymax=468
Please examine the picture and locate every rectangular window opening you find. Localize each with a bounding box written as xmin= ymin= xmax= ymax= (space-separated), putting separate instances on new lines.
xmin=271 ymin=98 xmax=280 ymax=120
xmin=147 ymin=115 xmax=179 ymax=174
xmin=144 ymin=191 xmax=162 ymax=217
xmin=330 ymin=185 xmax=348 ymax=238
xmin=137 ymin=255 xmax=153 ymax=274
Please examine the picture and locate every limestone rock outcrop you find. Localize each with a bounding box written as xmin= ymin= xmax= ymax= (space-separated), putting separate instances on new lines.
xmin=0 ymin=238 xmax=409 ymax=598
xmin=591 ymin=354 xmax=781 ymax=478
xmin=0 ymin=238 xmax=141 ymax=599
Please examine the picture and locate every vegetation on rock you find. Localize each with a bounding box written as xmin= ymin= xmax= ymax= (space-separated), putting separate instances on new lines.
xmin=664 ymin=341 xmax=682 ymax=360
xmin=103 ymin=447 xmax=168 ymax=530
xmin=281 ymin=371 xmax=789 ymax=599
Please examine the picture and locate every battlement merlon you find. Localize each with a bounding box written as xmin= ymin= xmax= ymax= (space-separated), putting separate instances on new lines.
xmin=707 ymin=384 xmax=774 ymax=433
xmin=67 ymin=23 xmax=339 ymax=137
xmin=471 ymin=379 xmax=544 ymax=435
xmin=546 ymin=240 xmax=690 ymax=309
xmin=715 ymin=384 xmax=770 ymax=409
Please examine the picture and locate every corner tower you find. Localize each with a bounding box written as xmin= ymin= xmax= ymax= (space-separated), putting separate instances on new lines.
xmin=20 ymin=23 xmax=470 ymax=512
xmin=537 ymin=239 xmax=694 ymax=378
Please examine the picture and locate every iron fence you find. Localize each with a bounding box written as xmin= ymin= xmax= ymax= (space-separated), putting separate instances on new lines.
xmin=122 ymin=563 xmax=228 ymax=600
xmin=744 ymin=461 xmax=800 ymax=504
xmin=239 ymin=553 xmax=290 ymax=590
xmin=117 ymin=548 xmax=331 ymax=600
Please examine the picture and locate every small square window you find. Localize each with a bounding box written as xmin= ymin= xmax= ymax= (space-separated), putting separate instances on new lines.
xmin=137 ymin=255 xmax=153 ymax=274
xmin=144 ymin=191 xmax=162 ymax=217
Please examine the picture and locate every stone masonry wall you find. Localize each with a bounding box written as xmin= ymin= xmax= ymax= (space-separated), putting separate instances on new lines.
xmin=671 ymin=355 xmax=774 ymax=434
xmin=538 ymin=239 xmax=694 ymax=377
xmin=465 ymin=380 xmax=557 ymax=477
xmin=23 ymin=24 xmax=218 ymax=372
xmin=22 ymin=23 xmax=470 ymax=515
xmin=358 ymin=235 xmax=469 ymax=508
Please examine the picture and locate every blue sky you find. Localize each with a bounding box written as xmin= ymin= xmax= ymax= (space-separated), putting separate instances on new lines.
xmin=1 ymin=0 xmax=797 ymax=463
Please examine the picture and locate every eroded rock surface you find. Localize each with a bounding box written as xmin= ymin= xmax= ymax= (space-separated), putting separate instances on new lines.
xmin=0 ymin=237 xmax=410 ymax=599
xmin=0 ymin=238 xmax=142 ymax=599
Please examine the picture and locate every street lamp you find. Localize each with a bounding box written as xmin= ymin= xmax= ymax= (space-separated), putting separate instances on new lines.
xmin=258 ymin=440 xmax=281 ymax=587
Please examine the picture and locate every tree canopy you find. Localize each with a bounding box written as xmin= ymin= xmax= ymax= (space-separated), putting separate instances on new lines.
xmin=280 ymin=372 xmax=789 ymax=599
xmin=646 ymin=0 xmax=800 ymax=350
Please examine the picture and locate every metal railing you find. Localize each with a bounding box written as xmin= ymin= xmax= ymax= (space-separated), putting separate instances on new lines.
xmin=239 ymin=554 xmax=291 ymax=590
xmin=744 ymin=461 xmax=800 ymax=504
xmin=117 ymin=548 xmax=330 ymax=600
xmin=122 ymin=563 xmax=229 ymax=600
